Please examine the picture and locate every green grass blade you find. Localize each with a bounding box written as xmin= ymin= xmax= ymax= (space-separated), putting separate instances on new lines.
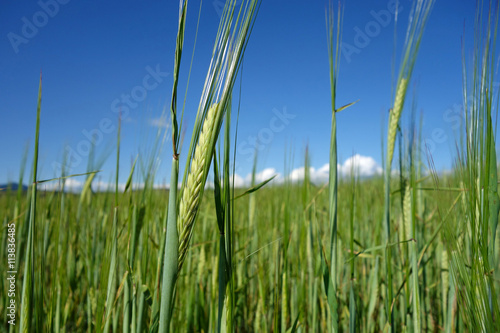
xmin=19 ymin=73 xmax=42 ymax=333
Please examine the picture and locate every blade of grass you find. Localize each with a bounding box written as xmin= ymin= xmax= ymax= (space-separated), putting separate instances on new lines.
xmin=19 ymin=72 xmax=42 ymax=333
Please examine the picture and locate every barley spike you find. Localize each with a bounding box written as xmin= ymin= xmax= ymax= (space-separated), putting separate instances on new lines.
xmin=387 ymin=77 xmax=409 ymax=165
xmin=177 ymin=103 xmax=219 ymax=270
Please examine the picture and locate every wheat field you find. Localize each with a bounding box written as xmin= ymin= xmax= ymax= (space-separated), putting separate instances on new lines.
xmin=1 ymin=0 xmax=500 ymax=332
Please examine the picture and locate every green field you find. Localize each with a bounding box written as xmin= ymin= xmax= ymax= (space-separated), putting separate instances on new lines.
xmin=2 ymin=0 xmax=500 ymax=332
xmin=0 ymin=171 xmax=465 ymax=332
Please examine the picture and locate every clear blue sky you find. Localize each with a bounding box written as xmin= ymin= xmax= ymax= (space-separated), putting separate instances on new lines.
xmin=0 ymin=0 xmax=497 ymax=187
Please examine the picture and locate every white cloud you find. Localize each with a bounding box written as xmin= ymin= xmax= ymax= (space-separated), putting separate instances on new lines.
xmin=284 ymin=154 xmax=382 ymax=184
xmin=338 ymin=154 xmax=382 ymax=177
xmin=311 ymin=164 xmax=330 ymax=184
xmin=204 ymin=168 xmax=280 ymax=190
xmin=204 ymin=174 xmax=245 ymax=189
xmin=153 ymin=183 xmax=170 ymax=190
xmin=92 ymin=181 xmax=150 ymax=192
xmin=246 ymin=167 xmax=280 ymax=184
xmin=288 ymin=166 xmax=310 ymax=182
xmin=148 ymin=116 xmax=170 ymax=129
xmin=285 ymin=165 xmax=329 ymax=184
xmin=231 ymin=173 xmax=246 ymax=188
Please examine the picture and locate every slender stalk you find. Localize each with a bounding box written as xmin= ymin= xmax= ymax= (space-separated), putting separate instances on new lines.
xmin=158 ymin=0 xmax=187 ymax=330
xmin=19 ymin=72 xmax=42 ymax=333
xmin=158 ymin=158 xmax=179 ymax=332
xmin=383 ymin=1 xmax=434 ymax=328
xmin=326 ymin=3 xmax=342 ymax=331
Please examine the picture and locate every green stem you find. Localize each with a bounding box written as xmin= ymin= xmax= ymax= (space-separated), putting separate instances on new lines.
xmin=158 ymin=158 xmax=179 ymax=332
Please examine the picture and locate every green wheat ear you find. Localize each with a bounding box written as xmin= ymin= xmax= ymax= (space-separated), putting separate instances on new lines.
xmin=387 ymin=77 xmax=408 ymax=165
xmin=177 ymin=102 xmax=219 ymax=271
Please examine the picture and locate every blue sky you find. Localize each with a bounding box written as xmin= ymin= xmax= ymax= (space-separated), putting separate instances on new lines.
xmin=0 ymin=0 xmax=498 ymax=188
